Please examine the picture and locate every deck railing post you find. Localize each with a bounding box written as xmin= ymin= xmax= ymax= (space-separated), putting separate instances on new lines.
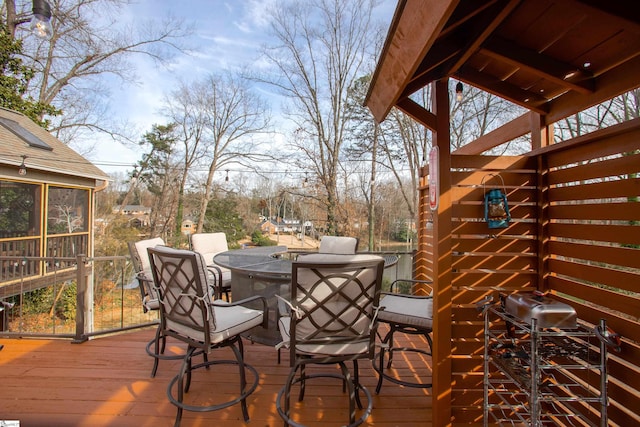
xmin=73 ymin=254 xmax=89 ymax=343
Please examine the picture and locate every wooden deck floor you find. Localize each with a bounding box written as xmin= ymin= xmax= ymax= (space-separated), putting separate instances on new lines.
xmin=0 ymin=327 xmax=432 ymax=426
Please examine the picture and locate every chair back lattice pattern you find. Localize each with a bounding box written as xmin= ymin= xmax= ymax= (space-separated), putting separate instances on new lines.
xmin=289 ymin=255 xmax=384 ymax=360
xmin=147 ymin=246 xmax=215 ymax=348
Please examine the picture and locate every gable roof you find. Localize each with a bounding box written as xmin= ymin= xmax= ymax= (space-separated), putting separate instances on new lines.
xmin=0 ymin=107 xmax=109 ymax=182
xmin=366 ymin=0 xmax=640 ymax=127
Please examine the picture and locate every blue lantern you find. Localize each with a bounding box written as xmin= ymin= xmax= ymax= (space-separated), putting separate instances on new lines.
xmin=483 ymin=174 xmax=510 ymax=229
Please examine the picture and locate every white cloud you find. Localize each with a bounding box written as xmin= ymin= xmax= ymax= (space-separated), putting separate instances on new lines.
xmin=81 ymin=0 xmax=397 ymax=175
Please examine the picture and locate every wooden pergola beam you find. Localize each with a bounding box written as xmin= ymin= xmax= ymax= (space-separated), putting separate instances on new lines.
xmin=481 ymin=36 xmax=595 ymax=94
xmin=396 ymin=98 xmax=437 ymax=131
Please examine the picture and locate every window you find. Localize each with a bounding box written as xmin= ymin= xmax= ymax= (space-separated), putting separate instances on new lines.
xmin=47 ymin=186 xmax=88 ymax=234
xmin=0 ymin=180 xmax=41 ymax=238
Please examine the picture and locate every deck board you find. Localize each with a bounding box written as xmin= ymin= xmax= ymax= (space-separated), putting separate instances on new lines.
xmin=0 ymin=327 xmax=432 ymax=426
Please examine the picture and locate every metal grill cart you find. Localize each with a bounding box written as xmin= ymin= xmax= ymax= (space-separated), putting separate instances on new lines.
xmin=480 ymin=292 xmax=620 ymax=427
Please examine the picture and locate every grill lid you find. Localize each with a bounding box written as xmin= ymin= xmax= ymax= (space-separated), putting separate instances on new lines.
xmin=502 ymin=291 xmax=577 ymax=329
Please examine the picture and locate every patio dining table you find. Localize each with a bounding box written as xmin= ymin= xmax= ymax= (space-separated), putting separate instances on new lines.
xmin=213 ymin=246 xmax=398 ymax=346
xmin=213 ymin=246 xmax=292 ymax=346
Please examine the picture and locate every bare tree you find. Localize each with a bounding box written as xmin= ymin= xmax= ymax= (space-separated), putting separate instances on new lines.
xmin=162 ymin=72 xmax=271 ymax=234
xmin=2 ymin=0 xmax=192 ymax=151
xmin=257 ymin=0 xmax=377 ymax=235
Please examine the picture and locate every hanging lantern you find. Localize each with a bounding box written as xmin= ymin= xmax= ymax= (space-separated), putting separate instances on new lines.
xmin=482 ymin=174 xmax=511 ymax=229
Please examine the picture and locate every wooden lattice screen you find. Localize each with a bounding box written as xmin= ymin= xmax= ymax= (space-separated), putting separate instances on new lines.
xmin=418 ymin=117 xmax=640 ymax=426
xmin=536 ymin=119 xmax=640 ymax=426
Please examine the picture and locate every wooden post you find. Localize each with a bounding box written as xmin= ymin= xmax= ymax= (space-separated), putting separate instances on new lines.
xmin=73 ymin=255 xmax=89 ymax=343
xmin=530 ymin=111 xmax=553 ymax=150
xmin=431 ymin=79 xmax=453 ymax=426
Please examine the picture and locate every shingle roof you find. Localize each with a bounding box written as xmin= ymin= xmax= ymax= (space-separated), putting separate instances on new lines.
xmin=0 ymin=107 xmax=109 ymax=182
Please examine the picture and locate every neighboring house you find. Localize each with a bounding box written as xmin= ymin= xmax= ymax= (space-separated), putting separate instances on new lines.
xmin=181 ymin=218 xmax=195 ymax=235
xmin=112 ymin=204 xmax=151 ymax=228
xmin=0 ymin=107 xmax=109 ymax=296
xmin=260 ymin=219 xmax=302 ymax=234
xmin=260 ymin=219 xmax=279 ymax=234
xmin=260 ymin=218 xmax=314 ymax=236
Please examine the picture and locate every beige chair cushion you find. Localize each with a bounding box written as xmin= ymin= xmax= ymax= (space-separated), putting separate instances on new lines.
xmin=318 ymin=236 xmax=358 ymax=254
xmin=169 ymin=303 xmax=264 ymax=345
xmin=297 ymin=253 xmax=381 ymax=263
xmin=277 ymin=316 xmax=371 ymax=356
xmin=378 ymin=294 xmax=433 ymax=329
xmin=191 ymin=232 xmax=232 ymax=286
xmin=133 ymin=237 xmax=165 ymax=309
xmin=142 ymin=294 xmax=160 ymax=311
xmin=134 ymin=237 xmax=165 ymax=278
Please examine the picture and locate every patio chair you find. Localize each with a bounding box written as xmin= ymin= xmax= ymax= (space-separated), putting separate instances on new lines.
xmin=275 ymin=253 xmax=385 ymax=426
xmin=276 ymin=236 xmax=359 ymax=363
xmin=373 ymin=279 xmax=433 ymax=393
xmin=318 ymin=235 xmax=359 ymax=254
xmin=147 ymin=246 xmax=267 ymax=427
xmin=128 ymin=237 xmax=183 ymax=377
xmin=190 ymin=232 xmax=232 ymax=300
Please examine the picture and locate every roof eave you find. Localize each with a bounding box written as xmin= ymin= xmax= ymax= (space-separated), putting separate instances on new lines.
xmin=365 ymin=0 xmax=460 ymax=123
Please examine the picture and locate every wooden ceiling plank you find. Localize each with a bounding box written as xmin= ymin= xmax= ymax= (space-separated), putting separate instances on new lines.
xmin=439 ymin=0 xmax=501 ymax=38
xmin=448 ymin=0 xmax=522 ymax=75
xmin=545 ymin=54 xmax=640 ymax=125
xmin=572 ymin=0 xmax=640 ymax=31
xmin=481 ymin=37 xmax=594 ymax=94
xmin=456 ymin=66 xmax=548 ymax=114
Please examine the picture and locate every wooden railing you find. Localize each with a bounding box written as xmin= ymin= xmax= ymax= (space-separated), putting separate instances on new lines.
xmin=0 ymin=255 xmax=158 ymax=341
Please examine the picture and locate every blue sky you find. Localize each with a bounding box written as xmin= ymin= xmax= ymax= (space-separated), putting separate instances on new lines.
xmin=88 ymin=0 xmax=397 ymax=174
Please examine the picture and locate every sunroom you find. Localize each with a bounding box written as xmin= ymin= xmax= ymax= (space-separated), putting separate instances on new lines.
xmin=0 ymin=107 xmax=108 ymax=298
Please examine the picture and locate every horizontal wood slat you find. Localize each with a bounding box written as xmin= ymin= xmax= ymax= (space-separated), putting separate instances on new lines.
xmin=549 ymin=201 xmax=640 ymax=222
xmin=452 ymin=221 xmax=536 ymax=236
xmin=549 ymin=276 xmax=640 ymax=320
xmin=545 ymin=129 xmax=640 ymax=169
xmin=452 ymin=186 xmax=537 ymax=203
xmin=548 ymin=177 xmax=640 ymax=202
xmin=451 ymin=339 xmax=484 ymax=356
xmin=452 ymin=285 xmax=537 ymax=304
xmin=548 ymin=222 xmax=640 ymax=246
xmin=452 ymin=372 xmax=484 ymax=389
xmin=452 ymin=155 xmax=536 ymax=171
xmin=549 ymin=240 xmax=640 ymax=270
xmin=452 ymin=306 xmax=488 ymax=321
xmin=452 ymin=171 xmax=536 ymax=187
xmin=453 ymin=254 xmax=536 ymax=270
xmin=453 ymin=237 xmax=536 ymax=254
xmin=453 ymin=203 xmax=537 ymax=219
xmin=549 ymin=258 xmax=640 ymax=295
xmin=455 ymin=271 xmax=535 ymax=280
xmin=548 ymin=152 xmax=639 ymax=185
